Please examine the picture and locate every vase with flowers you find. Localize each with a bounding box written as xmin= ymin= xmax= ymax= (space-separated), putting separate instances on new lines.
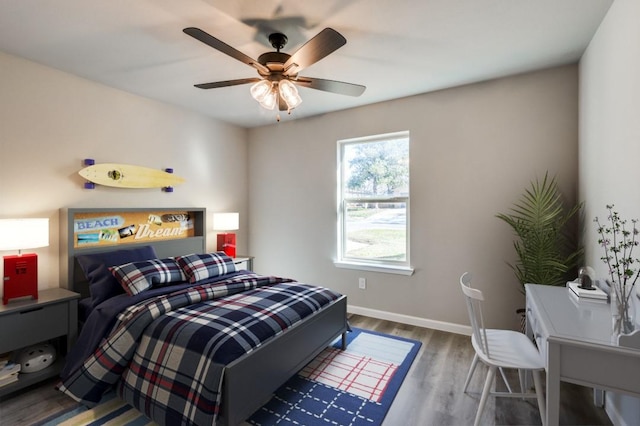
xmin=595 ymin=204 xmax=639 ymax=335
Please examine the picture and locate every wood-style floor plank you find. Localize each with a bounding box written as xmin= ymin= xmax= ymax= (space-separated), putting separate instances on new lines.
xmin=0 ymin=314 xmax=613 ymax=425
xmin=347 ymin=314 xmax=611 ymax=426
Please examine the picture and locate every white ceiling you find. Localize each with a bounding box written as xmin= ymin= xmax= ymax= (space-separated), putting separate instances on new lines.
xmin=0 ymin=0 xmax=613 ymax=128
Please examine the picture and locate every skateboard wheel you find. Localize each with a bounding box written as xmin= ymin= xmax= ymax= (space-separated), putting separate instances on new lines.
xmin=84 ymin=182 xmax=95 ymax=189
xmin=164 ymin=186 xmax=174 ymax=193
xmin=165 ymin=168 xmax=173 ymax=174
xmin=83 ymin=158 xmax=95 ymax=166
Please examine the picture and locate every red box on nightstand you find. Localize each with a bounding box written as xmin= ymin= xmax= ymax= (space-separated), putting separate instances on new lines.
xmin=216 ymin=233 xmax=236 ymax=258
xmin=3 ymin=253 xmax=38 ymax=304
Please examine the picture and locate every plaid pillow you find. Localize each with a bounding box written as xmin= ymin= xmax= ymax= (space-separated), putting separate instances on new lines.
xmin=110 ymin=258 xmax=186 ymax=296
xmin=176 ymin=252 xmax=236 ymax=284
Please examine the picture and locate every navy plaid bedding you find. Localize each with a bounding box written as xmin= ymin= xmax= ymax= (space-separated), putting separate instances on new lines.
xmin=59 ymin=273 xmax=341 ymax=425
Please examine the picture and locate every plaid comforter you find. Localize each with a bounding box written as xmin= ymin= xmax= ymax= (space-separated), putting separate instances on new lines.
xmin=59 ymin=273 xmax=341 ymax=425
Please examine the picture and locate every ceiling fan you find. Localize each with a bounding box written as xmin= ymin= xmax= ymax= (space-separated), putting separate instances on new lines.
xmin=183 ymin=27 xmax=366 ymax=116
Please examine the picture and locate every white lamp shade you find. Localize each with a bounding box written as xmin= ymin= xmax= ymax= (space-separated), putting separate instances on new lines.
xmin=213 ymin=213 xmax=239 ymax=231
xmin=0 ymin=218 xmax=49 ymax=251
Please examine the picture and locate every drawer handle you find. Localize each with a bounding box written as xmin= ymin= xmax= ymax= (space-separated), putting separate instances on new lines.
xmin=19 ymin=307 xmax=43 ymax=314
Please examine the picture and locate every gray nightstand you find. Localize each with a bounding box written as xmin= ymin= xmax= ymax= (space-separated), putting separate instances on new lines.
xmin=0 ymin=288 xmax=80 ymax=397
xmin=234 ymin=256 xmax=254 ymax=271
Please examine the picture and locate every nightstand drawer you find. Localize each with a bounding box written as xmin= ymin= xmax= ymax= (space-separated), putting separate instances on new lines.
xmin=233 ymin=256 xmax=253 ymax=271
xmin=0 ymin=303 xmax=68 ymax=353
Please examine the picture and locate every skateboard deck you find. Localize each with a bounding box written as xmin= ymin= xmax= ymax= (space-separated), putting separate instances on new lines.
xmin=79 ymin=163 xmax=185 ymax=189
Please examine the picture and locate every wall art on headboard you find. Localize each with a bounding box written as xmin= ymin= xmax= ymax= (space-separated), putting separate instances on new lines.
xmin=72 ymin=210 xmax=195 ymax=248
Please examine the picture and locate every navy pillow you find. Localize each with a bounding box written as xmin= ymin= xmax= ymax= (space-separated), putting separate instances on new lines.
xmin=110 ymin=257 xmax=186 ymax=296
xmin=176 ymin=252 xmax=236 ymax=284
xmin=76 ymin=245 xmax=158 ymax=307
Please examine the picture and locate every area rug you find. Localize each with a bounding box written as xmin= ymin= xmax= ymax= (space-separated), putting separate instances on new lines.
xmin=36 ymin=328 xmax=421 ymax=426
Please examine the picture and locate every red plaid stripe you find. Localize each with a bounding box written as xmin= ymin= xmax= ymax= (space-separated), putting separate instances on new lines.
xmin=301 ymin=347 xmax=398 ymax=402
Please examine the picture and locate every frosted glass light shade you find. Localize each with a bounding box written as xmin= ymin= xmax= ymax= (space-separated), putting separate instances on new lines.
xmin=250 ymin=80 xmax=273 ymax=102
xmin=0 ymin=218 xmax=49 ymax=251
xmin=259 ymin=87 xmax=278 ymax=110
xmin=213 ymin=213 xmax=239 ymax=231
xmin=279 ymin=80 xmax=302 ymax=109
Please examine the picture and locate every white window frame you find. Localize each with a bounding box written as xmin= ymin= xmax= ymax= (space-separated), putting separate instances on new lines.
xmin=335 ymin=131 xmax=413 ymax=275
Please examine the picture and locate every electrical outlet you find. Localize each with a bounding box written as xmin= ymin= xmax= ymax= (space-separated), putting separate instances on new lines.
xmin=358 ymin=277 xmax=366 ymax=290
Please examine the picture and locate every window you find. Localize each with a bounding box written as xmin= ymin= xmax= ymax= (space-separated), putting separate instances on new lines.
xmin=336 ymin=131 xmax=412 ymax=274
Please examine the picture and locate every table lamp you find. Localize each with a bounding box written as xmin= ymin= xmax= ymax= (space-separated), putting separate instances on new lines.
xmin=213 ymin=213 xmax=239 ymax=258
xmin=0 ymin=218 xmax=49 ymax=304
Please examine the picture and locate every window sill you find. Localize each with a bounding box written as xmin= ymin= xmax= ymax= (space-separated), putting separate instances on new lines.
xmin=334 ymin=261 xmax=414 ymax=276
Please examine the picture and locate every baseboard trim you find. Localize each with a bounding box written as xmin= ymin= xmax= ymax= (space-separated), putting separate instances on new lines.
xmin=347 ymin=304 xmax=472 ymax=336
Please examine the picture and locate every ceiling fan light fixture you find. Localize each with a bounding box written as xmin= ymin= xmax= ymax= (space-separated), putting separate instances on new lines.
xmin=279 ymin=79 xmax=302 ymax=110
xmin=258 ymin=86 xmax=278 ymax=110
xmin=250 ymin=80 xmax=273 ymax=103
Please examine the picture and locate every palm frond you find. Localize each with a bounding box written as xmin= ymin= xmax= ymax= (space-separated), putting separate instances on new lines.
xmin=497 ymin=172 xmax=584 ymax=292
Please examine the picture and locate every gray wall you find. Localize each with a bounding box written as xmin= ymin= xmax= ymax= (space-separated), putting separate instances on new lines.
xmin=0 ymin=51 xmax=249 ymax=291
xmin=248 ymin=65 xmax=579 ymax=332
xmin=0 ymin=48 xmax=580 ymax=335
xmin=580 ymin=0 xmax=640 ymax=422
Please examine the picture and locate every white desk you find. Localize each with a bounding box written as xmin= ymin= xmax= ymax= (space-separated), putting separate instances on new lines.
xmin=525 ymin=284 xmax=640 ymax=426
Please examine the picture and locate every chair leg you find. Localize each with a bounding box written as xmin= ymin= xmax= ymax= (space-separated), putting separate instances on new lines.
xmin=498 ymin=367 xmax=513 ymax=393
xmin=474 ymin=366 xmax=496 ymax=426
xmin=532 ymin=369 xmax=546 ymax=426
xmin=463 ymin=353 xmax=479 ymax=393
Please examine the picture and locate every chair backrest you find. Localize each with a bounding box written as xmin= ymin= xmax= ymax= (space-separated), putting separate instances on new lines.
xmin=460 ymin=272 xmax=491 ymax=359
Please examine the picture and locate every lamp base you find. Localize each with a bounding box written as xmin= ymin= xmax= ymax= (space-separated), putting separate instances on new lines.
xmin=3 ymin=254 xmax=38 ymax=304
xmin=216 ymin=233 xmax=236 ymax=258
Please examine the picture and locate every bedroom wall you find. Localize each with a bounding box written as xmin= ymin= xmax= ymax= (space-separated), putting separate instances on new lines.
xmin=0 ymin=51 xmax=248 ymax=296
xmin=248 ymin=65 xmax=579 ymax=331
xmin=579 ymin=0 xmax=640 ymax=423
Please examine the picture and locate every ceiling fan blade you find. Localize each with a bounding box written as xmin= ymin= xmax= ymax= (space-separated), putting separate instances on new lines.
xmin=283 ymin=28 xmax=346 ymax=75
xmin=294 ymin=77 xmax=366 ymax=97
xmin=194 ymin=78 xmax=261 ymax=89
xmin=183 ymin=27 xmax=269 ymax=74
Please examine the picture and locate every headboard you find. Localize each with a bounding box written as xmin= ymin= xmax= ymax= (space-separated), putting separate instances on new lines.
xmin=60 ymin=207 xmax=206 ymax=299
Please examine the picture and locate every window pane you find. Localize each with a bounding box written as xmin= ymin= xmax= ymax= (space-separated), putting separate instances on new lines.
xmin=344 ymin=202 xmax=406 ymax=262
xmin=343 ymin=138 xmax=409 ymax=198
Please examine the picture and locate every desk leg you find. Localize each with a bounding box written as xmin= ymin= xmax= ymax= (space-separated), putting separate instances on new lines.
xmin=525 ymin=307 xmax=533 ymax=391
xmin=546 ymin=340 xmax=560 ymax=426
xmin=594 ymin=388 xmax=604 ymax=407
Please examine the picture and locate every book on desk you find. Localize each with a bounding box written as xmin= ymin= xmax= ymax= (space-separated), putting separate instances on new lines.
xmin=567 ymin=280 xmax=608 ymax=301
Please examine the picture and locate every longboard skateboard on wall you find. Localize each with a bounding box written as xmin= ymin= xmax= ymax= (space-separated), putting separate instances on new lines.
xmin=79 ymin=159 xmax=185 ymax=191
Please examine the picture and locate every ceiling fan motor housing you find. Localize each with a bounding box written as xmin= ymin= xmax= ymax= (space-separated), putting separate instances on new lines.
xmin=257 ymin=52 xmax=292 ymax=76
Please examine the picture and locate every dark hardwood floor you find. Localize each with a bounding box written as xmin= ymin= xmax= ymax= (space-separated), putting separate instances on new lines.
xmin=0 ymin=314 xmax=612 ymax=425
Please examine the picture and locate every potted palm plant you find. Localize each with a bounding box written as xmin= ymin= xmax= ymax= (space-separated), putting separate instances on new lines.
xmin=497 ymin=173 xmax=584 ymax=293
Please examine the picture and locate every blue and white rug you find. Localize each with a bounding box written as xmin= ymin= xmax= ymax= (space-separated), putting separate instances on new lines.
xmin=37 ymin=328 xmax=421 ymax=426
xmin=248 ymin=328 xmax=420 ymax=425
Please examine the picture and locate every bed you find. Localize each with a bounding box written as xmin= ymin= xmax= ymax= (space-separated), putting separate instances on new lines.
xmin=58 ymin=207 xmax=348 ymax=425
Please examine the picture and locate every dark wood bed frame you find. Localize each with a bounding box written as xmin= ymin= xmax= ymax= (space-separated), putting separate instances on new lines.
xmin=61 ymin=207 xmax=348 ymax=425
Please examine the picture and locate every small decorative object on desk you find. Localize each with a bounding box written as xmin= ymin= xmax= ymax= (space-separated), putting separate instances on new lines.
xmin=595 ymin=204 xmax=639 ymax=335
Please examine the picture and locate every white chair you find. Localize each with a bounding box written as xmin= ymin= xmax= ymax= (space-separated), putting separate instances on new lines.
xmin=460 ymin=272 xmax=546 ymax=426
